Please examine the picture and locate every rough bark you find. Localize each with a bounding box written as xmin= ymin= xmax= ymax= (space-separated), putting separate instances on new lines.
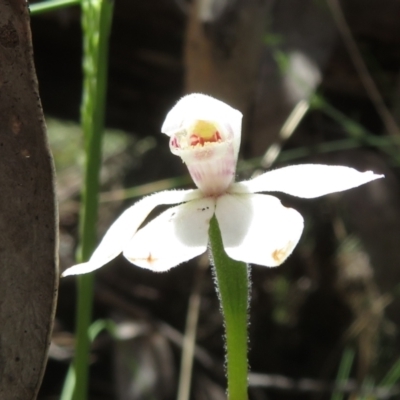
xmin=0 ymin=2 xmax=58 ymax=399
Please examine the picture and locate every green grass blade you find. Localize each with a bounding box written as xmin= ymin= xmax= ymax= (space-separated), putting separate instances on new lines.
xmin=331 ymin=347 xmax=355 ymax=400
xmin=30 ymin=0 xmax=80 ymax=15
xmin=59 ymin=1 xmax=114 ymax=399
xmin=380 ymin=358 xmax=400 ymax=387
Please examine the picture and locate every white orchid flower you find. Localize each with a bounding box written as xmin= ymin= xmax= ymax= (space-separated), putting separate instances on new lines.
xmin=62 ymin=94 xmax=383 ymax=276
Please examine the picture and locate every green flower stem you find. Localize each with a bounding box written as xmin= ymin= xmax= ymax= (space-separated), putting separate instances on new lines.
xmin=209 ymin=215 xmax=249 ymax=400
xmin=70 ymin=1 xmax=114 ymax=400
xmin=29 ymin=0 xmax=80 ymax=15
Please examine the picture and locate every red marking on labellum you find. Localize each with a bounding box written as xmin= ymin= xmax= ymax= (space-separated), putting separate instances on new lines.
xmin=190 ymin=130 xmax=221 ymax=146
xmin=170 ymin=137 xmax=179 ymax=148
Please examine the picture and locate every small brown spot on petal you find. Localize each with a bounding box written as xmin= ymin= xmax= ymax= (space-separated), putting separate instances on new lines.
xmin=272 ymin=243 xmax=293 ymax=264
xmin=146 ymin=253 xmax=156 ymax=264
xmin=272 ymin=249 xmax=285 ymax=263
xmin=128 ymin=254 xmax=158 ymax=265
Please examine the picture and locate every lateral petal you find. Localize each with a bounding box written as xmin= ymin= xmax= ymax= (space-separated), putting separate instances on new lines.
xmin=216 ymin=194 xmax=304 ymax=267
xmin=123 ymin=197 xmax=215 ymax=272
xmin=237 ymin=164 xmax=383 ymax=198
xmin=62 ymin=189 xmax=202 ymax=276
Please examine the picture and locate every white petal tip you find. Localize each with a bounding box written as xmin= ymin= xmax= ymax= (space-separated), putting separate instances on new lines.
xmin=359 ymin=171 xmax=384 ymax=186
xmin=366 ymin=172 xmax=384 ymax=180
xmin=61 ymin=262 xmax=94 ymax=277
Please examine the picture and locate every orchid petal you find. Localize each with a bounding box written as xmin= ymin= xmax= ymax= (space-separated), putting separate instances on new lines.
xmin=62 ymin=189 xmax=202 ymax=276
xmin=123 ymin=198 xmax=215 ymax=272
xmin=215 ymin=194 xmax=304 ymax=267
xmin=237 ymin=164 xmax=383 ymax=198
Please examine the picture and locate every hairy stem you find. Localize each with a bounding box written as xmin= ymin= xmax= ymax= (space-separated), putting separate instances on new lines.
xmin=209 ymin=215 xmax=249 ymax=400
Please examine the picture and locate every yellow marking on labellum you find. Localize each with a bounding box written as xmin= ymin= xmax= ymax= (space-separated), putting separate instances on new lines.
xmin=190 ymin=120 xmax=221 ymax=146
xmin=192 ymin=120 xmax=217 ymax=140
